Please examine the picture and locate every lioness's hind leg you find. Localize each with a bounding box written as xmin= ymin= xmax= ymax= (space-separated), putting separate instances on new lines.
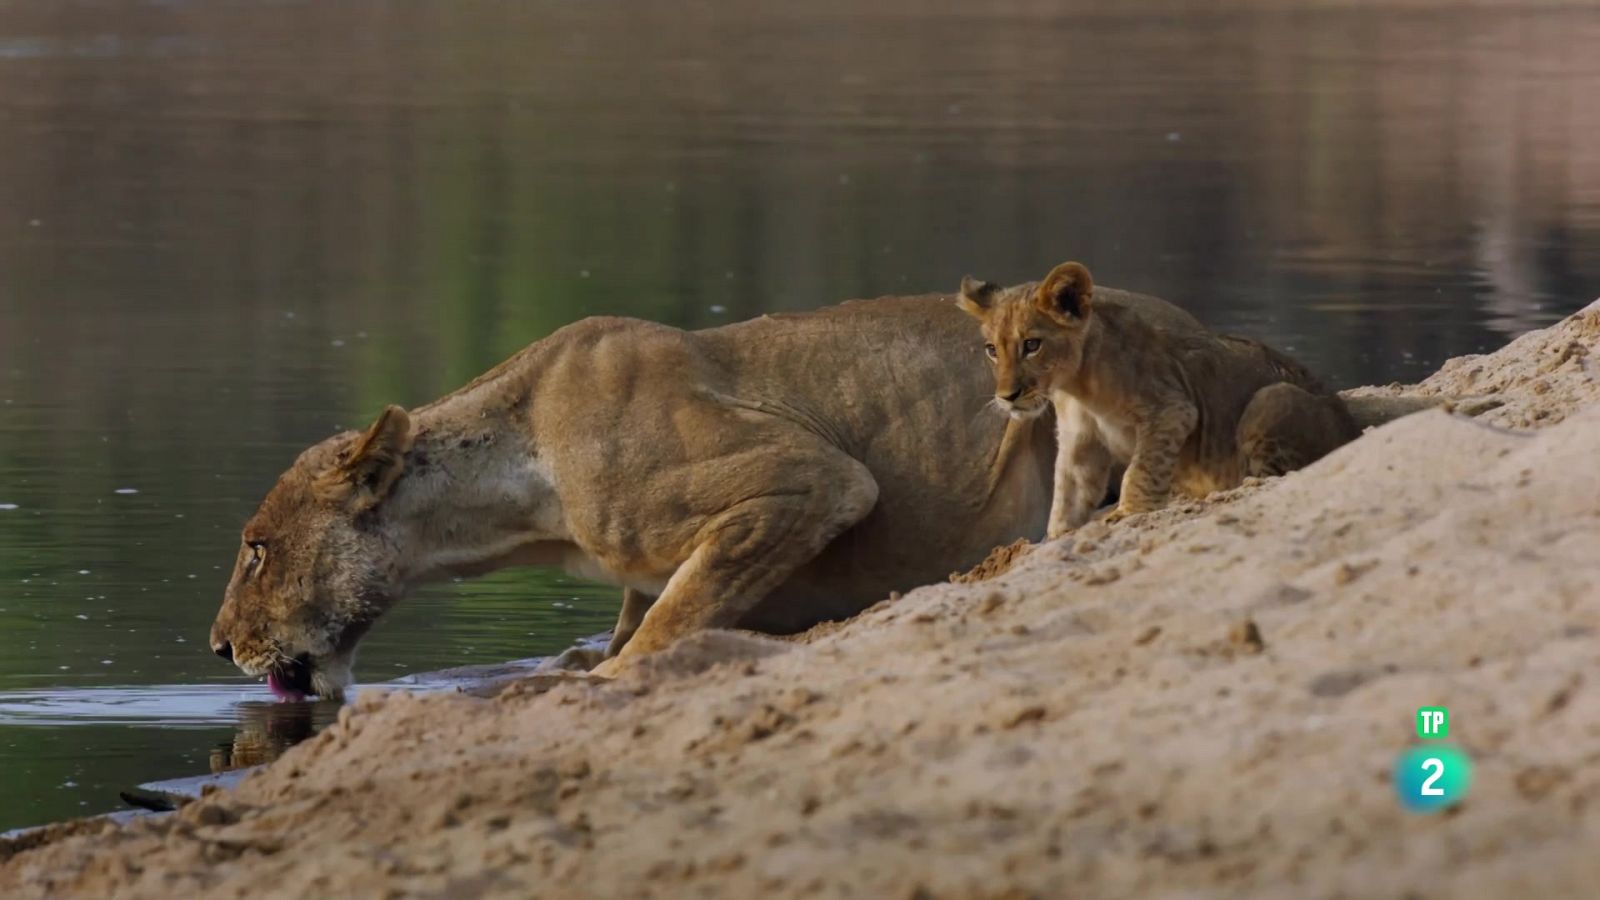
xmin=615 ymin=449 xmax=879 ymax=663
xmin=605 ymin=588 xmax=656 ymax=659
xmin=1238 ymin=383 xmax=1359 ymax=478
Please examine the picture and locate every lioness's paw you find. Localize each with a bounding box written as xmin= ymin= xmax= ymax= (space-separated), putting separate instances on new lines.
xmin=538 ymin=645 xmax=606 ymax=673
xmin=589 ymin=656 xmax=625 ymax=679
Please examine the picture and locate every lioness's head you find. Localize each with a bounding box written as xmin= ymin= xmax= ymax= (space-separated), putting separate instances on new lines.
xmin=958 ymin=261 xmax=1096 ymax=419
xmin=209 ymin=405 xmax=415 ymax=701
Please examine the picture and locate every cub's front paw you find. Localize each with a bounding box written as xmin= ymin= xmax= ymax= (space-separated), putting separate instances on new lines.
xmin=1101 ymin=507 xmax=1135 ymax=526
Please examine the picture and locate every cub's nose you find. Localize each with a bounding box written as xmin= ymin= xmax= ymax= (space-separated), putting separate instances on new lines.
xmin=213 ymin=640 xmax=233 ymax=662
xmin=1000 ymin=386 xmax=1024 ymax=402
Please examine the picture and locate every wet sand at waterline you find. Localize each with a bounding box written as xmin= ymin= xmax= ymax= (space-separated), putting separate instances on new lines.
xmin=3 ymin=298 xmax=1599 ymax=897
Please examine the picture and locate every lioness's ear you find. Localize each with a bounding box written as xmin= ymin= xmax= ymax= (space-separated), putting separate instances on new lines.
xmin=316 ymin=405 xmax=414 ymax=513
xmin=1036 ymin=261 xmax=1094 ymax=322
xmin=956 ymin=276 xmax=999 ymax=320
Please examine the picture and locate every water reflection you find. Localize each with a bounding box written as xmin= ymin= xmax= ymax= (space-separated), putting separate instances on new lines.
xmin=0 ymin=684 xmax=282 ymax=729
xmin=0 ymin=644 xmax=587 ymax=826
xmin=209 ymin=700 xmax=331 ymax=773
xmin=0 ymin=683 xmax=329 ymax=778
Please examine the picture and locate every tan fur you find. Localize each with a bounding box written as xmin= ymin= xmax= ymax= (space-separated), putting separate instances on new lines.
xmin=960 ymin=261 xmax=1360 ymax=538
xmin=210 ymin=281 xmax=1440 ymax=695
xmin=210 ymin=296 xmax=1069 ymax=696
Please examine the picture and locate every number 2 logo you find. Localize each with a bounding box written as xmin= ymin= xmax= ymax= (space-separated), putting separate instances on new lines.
xmin=1395 ymin=731 xmax=1470 ymax=812
xmin=1419 ymin=757 xmax=1445 ymax=796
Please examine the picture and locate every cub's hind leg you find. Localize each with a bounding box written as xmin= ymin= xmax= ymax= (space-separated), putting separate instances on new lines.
xmin=1237 ymin=383 xmax=1360 ymax=479
xmin=1105 ymin=400 xmax=1198 ymax=523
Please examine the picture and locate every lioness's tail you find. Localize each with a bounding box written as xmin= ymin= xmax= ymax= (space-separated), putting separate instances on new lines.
xmin=1337 ymin=392 xmax=1502 ymax=431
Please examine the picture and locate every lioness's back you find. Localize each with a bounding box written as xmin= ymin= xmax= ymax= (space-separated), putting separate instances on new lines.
xmin=693 ymin=287 xmax=1198 ymax=408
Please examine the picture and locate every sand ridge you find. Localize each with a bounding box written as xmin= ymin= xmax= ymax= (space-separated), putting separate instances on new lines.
xmin=3 ymin=300 xmax=1598 ymax=899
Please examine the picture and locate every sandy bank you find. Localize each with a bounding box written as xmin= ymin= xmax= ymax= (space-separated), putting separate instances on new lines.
xmin=4 ymin=300 xmax=1599 ymax=899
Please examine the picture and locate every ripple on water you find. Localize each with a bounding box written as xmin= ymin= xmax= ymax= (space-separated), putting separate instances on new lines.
xmin=0 ymin=684 xmax=270 ymax=729
xmin=0 ymin=647 xmax=591 ymax=730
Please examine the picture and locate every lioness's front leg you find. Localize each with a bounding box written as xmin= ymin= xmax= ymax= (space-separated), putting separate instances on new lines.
xmin=605 ymin=588 xmax=656 ymax=658
xmin=611 ymin=445 xmax=879 ymax=665
xmin=1048 ymin=398 xmax=1114 ymax=539
xmin=1106 ymin=401 xmax=1198 ymax=523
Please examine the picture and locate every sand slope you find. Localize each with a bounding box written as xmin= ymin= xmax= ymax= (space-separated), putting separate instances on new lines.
xmin=4 ymin=300 xmax=1599 ymax=899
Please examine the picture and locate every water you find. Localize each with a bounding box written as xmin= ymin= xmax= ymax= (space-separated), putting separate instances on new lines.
xmin=1 ymin=0 xmax=1598 ymax=832
xmin=0 ymin=649 xmax=594 ymax=834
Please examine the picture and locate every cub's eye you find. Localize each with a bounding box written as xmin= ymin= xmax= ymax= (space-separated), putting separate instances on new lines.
xmin=983 ymin=343 xmax=997 ymax=361
xmin=1023 ymin=338 xmax=1042 ymax=355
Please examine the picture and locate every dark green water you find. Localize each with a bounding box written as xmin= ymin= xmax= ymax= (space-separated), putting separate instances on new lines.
xmin=2 ymin=0 xmax=1598 ymax=832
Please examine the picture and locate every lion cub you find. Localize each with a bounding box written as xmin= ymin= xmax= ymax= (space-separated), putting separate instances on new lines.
xmin=958 ymin=261 xmax=1358 ymax=538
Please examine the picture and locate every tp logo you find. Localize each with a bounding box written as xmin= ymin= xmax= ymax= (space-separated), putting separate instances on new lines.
xmin=1395 ymin=706 xmax=1471 ymax=813
xmin=1416 ymin=707 xmax=1448 ymax=739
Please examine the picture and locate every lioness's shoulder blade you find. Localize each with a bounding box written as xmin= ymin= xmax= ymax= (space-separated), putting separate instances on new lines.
xmin=699 ymin=293 xmax=955 ymax=337
xmin=412 ymin=315 xmax=695 ymax=419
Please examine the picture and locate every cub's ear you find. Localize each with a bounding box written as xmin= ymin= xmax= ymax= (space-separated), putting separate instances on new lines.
xmin=315 ymin=404 xmax=414 ymax=513
xmin=1036 ymin=261 xmax=1094 ymax=322
xmin=956 ymin=276 xmax=999 ymax=320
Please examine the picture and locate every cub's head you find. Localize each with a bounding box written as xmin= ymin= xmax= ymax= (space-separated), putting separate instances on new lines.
xmin=957 ymin=260 xmax=1096 ymax=419
xmin=209 ymin=405 xmax=415 ymax=701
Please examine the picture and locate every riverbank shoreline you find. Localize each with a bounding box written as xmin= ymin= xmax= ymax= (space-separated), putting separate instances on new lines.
xmin=4 ymin=298 xmax=1599 ymax=898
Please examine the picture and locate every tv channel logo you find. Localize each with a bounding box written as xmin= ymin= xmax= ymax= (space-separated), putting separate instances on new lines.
xmin=1395 ymin=706 xmax=1471 ymax=813
xmin=1416 ymin=706 xmax=1448 ymax=739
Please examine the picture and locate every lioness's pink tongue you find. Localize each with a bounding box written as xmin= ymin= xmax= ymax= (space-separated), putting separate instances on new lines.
xmin=266 ymin=672 xmax=308 ymax=702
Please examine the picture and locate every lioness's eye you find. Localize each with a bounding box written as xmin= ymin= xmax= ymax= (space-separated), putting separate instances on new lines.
xmin=984 ymin=343 xmax=997 ymax=361
xmin=246 ymin=541 xmax=266 ymax=575
xmin=1023 ymin=338 xmax=1042 ymax=355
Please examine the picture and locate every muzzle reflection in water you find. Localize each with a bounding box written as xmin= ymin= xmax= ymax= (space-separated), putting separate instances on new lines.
xmin=209 ymin=698 xmax=327 ymax=772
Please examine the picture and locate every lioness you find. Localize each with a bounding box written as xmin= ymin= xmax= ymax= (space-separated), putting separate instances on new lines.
xmin=959 ymin=261 xmax=1359 ymax=538
xmin=208 ymin=296 xmax=1049 ymax=698
xmin=210 ymin=288 xmax=1427 ymax=698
